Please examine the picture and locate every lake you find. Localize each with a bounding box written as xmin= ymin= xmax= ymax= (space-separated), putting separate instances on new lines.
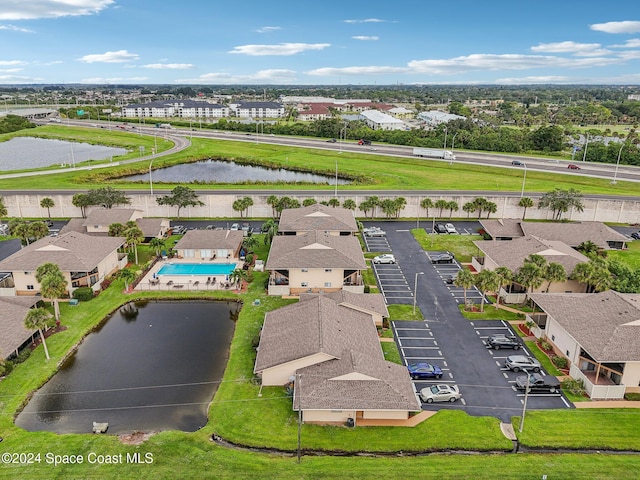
xmin=0 ymin=137 xmax=128 ymax=171
xmin=15 ymin=300 xmax=238 ymax=434
xmin=124 ymin=158 xmax=350 ymax=184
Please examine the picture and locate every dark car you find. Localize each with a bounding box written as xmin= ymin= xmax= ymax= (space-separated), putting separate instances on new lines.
xmin=511 ymin=160 xmax=523 ymax=166
xmin=326 ymin=138 xmax=337 ymax=143
xmin=487 ymin=334 xmax=521 ymax=350
xmin=434 ymin=223 xmax=448 ymax=234
xmin=567 ymin=164 xmax=581 ymax=170
xmin=431 ymin=252 xmax=455 ymax=264
xmin=357 ymin=139 xmax=372 ymax=146
xmin=407 ymin=362 xmax=443 ymax=379
xmin=443 ymin=274 xmax=455 ymax=284
xmin=515 ymin=373 xmax=561 ymax=393
xmin=631 ymin=232 xmax=640 ymax=240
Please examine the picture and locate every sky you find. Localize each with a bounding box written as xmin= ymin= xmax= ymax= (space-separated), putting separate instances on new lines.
xmin=0 ymin=0 xmax=639 ymax=86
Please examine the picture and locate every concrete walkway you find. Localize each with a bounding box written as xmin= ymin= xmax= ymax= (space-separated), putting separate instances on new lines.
xmin=357 ymin=411 xmax=437 ymax=427
xmin=574 ymin=401 xmax=640 ymax=409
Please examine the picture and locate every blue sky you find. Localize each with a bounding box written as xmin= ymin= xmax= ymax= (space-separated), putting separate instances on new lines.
xmin=1 ymin=0 xmax=639 ymax=85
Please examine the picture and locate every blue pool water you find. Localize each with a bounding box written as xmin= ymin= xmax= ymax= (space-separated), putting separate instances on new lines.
xmin=157 ymin=263 xmax=237 ymax=276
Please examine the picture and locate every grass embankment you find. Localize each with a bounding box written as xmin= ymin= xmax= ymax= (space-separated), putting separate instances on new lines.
xmin=1 ymin=127 xmax=640 ymax=197
xmin=608 ymin=240 xmax=640 ymax=269
xmin=412 ymin=229 xmax=483 ymax=263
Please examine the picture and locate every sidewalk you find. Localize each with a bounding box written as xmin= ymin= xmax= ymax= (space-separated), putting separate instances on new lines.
xmin=574 ymin=401 xmax=640 ymax=409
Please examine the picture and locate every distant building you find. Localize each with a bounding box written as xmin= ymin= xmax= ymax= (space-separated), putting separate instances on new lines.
xmin=234 ymin=102 xmax=284 ymax=118
xmin=417 ymin=110 xmax=466 ymax=126
xmin=121 ymin=99 xmax=229 ymax=119
xmin=359 ymin=110 xmax=407 ymax=130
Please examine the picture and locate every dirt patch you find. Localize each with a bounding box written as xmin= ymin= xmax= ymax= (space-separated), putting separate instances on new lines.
xmin=118 ymin=431 xmax=157 ymax=445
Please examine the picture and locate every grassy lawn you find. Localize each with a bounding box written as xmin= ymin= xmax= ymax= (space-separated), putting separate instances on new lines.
xmin=381 ymin=341 xmax=402 ymax=364
xmin=458 ymin=305 xmax=525 ymax=321
xmin=525 ymin=340 xmax=562 ymax=376
xmin=1 ymin=127 xmax=640 ymax=196
xmin=608 ymin=240 xmax=640 ymax=269
xmin=411 ymin=229 xmax=483 ymax=263
xmin=387 ymin=304 xmax=424 ymax=321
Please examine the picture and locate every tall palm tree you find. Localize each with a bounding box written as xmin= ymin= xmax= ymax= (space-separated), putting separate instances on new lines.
xmin=474 ymin=269 xmax=499 ymax=312
xmin=24 ymin=307 xmax=55 ymax=361
xmin=454 ymin=268 xmax=475 ymax=309
xmin=516 ymin=262 xmax=544 ymax=293
xmin=494 ymin=266 xmax=513 ymax=305
xmin=420 ymin=198 xmax=433 ymax=218
xmin=40 ymin=197 xmax=55 ymax=219
xmin=149 ymin=237 xmax=166 ymax=256
xmin=262 ymin=219 xmax=278 ymax=246
xmin=36 ymin=263 xmax=68 ymax=322
xmin=125 ymin=225 xmax=144 ymax=264
xmin=544 ymin=262 xmax=567 ymax=293
xmin=229 ymin=268 xmax=249 ymax=289
xmin=0 ymin=196 xmax=7 ymax=223
xmin=518 ymin=197 xmax=534 ymax=220
xmin=118 ymin=268 xmax=137 ymax=292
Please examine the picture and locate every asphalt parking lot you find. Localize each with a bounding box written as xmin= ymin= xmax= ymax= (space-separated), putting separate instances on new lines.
xmin=425 ymin=250 xmax=485 ymax=305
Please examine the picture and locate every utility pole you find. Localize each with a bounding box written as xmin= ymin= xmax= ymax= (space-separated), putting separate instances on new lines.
xmin=519 ymin=371 xmax=531 ymax=433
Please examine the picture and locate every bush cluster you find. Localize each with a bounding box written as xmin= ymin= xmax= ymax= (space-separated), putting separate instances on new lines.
xmin=72 ymin=287 xmax=94 ymax=302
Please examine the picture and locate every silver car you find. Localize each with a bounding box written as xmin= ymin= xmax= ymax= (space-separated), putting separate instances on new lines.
xmin=363 ymin=227 xmax=386 ymax=237
xmin=419 ymin=384 xmax=461 ymax=403
xmin=504 ymin=355 xmax=541 ymax=373
xmin=373 ymin=254 xmax=396 ymax=264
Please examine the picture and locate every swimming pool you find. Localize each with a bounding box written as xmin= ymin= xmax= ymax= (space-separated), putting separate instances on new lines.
xmin=157 ymin=263 xmax=237 ymax=276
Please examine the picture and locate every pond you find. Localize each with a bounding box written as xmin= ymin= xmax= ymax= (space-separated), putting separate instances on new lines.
xmin=0 ymin=137 xmax=128 ymax=171
xmin=124 ymin=158 xmax=350 ymax=184
xmin=15 ymin=300 xmax=238 ymax=434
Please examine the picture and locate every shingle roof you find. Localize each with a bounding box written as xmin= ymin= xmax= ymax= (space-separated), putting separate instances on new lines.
xmin=300 ymin=291 xmax=389 ymax=318
xmin=266 ymin=231 xmax=366 ymax=270
xmin=278 ymin=204 xmax=358 ymax=233
xmin=135 ymin=218 xmax=168 ymax=238
xmin=529 ymin=291 xmax=640 ymax=362
xmin=474 ymin=235 xmax=588 ymax=275
xmin=173 ymin=230 xmax=244 ymax=250
xmin=254 ymin=296 xmax=382 ymax=373
xmin=479 ymin=219 xmax=524 ymax=239
xmin=0 ymin=297 xmax=40 ymax=358
xmin=0 ymin=231 xmax=124 ymax=272
xmin=293 ymin=350 xmax=420 ymax=412
xmin=82 ymin=208 xmax=140 ymax=227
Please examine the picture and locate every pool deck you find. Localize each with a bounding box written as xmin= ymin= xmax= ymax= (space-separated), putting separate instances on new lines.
xmin=135 ymin=258 xmax=243 ymax=291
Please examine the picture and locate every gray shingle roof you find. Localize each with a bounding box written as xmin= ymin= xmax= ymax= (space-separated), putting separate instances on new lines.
xmin=0 ymin=297 xmax=40 ymax=358
xmin=254 ymin=296 xmax=381 ymax=372
xmin=173 ymin=230 xmax=244 ymax=250
xmin=135 ymin=218 xmax=168 ymax=238
xmin=82 ymin=208 xmax=140 ymax=227
xmin=529 ymin=291 xmax=640 ymax=362
xmin=0 ymin=231 xmax=125 ymax=272
xmin=278 ymin=204 xmax=358 ymax=233
xmin=266 ymin=231 xmax=366 ymax=270
xmin=479 ymin=219 xmax=524 ymax=239
xmin=293 ymin=350 xmax=420 ymax=412
xmin=300 ymin=291 xmax=389 ymax=318
xmin=474 ymin=235 xmax=588 ymax=275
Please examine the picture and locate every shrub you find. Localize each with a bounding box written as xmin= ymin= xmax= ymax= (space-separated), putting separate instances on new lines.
xmin=0 ymin=360 xmax=14 ymax=376
xmin=624 ymin=392 xmax=640 ymax=401
xmin=72 ymin=287 xmax=94 ymax=302
xmin=14 ymin=348 xmax=31 ymax=364
xmin=562 ymin=378 xmax=586 ymax=396
xmin=552 ymin=355 xmax=568 ymax=369
xmin=245 ymin=253 xmax=254 ymax=265
xmin=540 ymin=340 xmax=553 ymax=352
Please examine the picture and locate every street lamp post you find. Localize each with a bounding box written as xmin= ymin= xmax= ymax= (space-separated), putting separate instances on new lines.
xmin=519 ymin=370 xmax=531 ymax=433
xmin=413 ymin=272 xmax=424 ymax=314
xmin=611 ymin=143 xmax=625 ymax=185
xmin=582 ymin=134 xmax=589 ymax=162
xmin=521 ymin=162 xmax=527 ymax=197
xmin=443 ymin=127 xmax=448 ymax=151
xmin=450 ymin=132 xmax=458 ymax=165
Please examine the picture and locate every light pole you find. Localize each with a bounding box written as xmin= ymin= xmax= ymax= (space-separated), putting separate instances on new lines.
xmin=334 ymin=159 xmax=338 ymax=199
xmin=519 ymin=370 xmax=531 ymax=433
xmin=450 ymin=132 xmax=458 ymax=165
xmin=520 ymin=162 xmax=527 ymax=197
xmin=582 ymin=134 xmax=589 ymax=162
xmin=611 ymin=143 xmax=625 ymax=185
xmin=443 ymin=127 xmax=448 ymax=151
xmin=413 ymin=272 xmax=424 ymax=314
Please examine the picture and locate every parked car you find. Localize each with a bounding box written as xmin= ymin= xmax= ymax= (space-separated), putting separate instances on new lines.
xmin=445 ymin=223 xmax=457 ymax=234
xmin=241 ymin=223 xmax=253 ymax=236
xmin=373 ymin=254 xmax=396 ymax=264
xmin=230 ymin=223 xmax=240 ymax=230
xmin=443 ymin=274 xmax=455 ymax=285
xmin=431 ymin=252 xmax=455 ymax=264
xmin=515 ymin=373 xmax=561 ymax=393
xmin=363 ymin=227 xmax=386 ymax=237
xmin=631 ymin=232 xmax=640 ymax=240
xmin=511 ymin=160 xmax=523 ymax=166
xmin=434 ymin=223 xmax=448 ymax=234
xmin=419 ymin=384 xmax=461 ymax=403
xmin=172 ymin=225 xmax=186 ymax=235
xmin=567 ymin=164 xmax=581 ymax=170
xmin=205 ymin=224 xmax=216 ymax=230
xmin=407 ymin=362 xmax=443 ymax=379
xmin=487 ymin=334 xmax=521 ymax=350
xmin=504 ymin=355 xmax=541 ymax=373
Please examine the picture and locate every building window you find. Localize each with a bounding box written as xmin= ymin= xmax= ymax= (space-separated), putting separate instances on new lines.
xmin=301 ymin=282 xmax=308 ymax=287
xmin=325 ymin=269 xmax=332 ymax=273
xmin=24 ymin=272 xmax=31 ymax=275
xmin=551 ymin=335 xmax=555 ymax=341
xmin=301 ymin=269 xmax=308 ymax=272
xmin=26 ymin=285 xmax=34 ymax=290
xmin=324 ymin=282 xmax=331 ymax=288
xmin=566 ymin=350 xmax=570 ymax=356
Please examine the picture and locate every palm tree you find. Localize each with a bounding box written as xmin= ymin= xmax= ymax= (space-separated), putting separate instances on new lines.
xmin=420 ymin=198 xmax=434 ymax=218
xmin=12 ymin=221 xmax=32 ymax=245
xmin=342 ymin=199 xmax=356 ymax=210
xmin=474 ymin=269 xmax=499 ymax=312
xmin=242 ymin=235 xmax=259 ymax=254
xmin=36 ymin=263 xmax=67 ymax=322
xmin=40 ymin=197 xmax=55 ymax=219
xmin=493 ymin=266 xmax=513 ymax=305
xmin=24 ymin=308 xmax=55 ymax=361
xmin=544 ymin=262 xmax=566 ymax=293
xmin=518 ymin=197 xmax=534 ymax=220
xmin=149 ymin=238 xmax=166 ymax=256
xmin=434 ymin=199 xmax=448 ymax=218
xmin=266 ymin=195 xmax=279 ymax=218
xmin=108 ymin=222 xmax=126 ymax=237
xmin=0 ymin=196 xmax=7 ymax=222
xmin=29 ymin=222 xmax=50 ymax=243
xmin=261 ymin=219 xmax=278 ymax=246
xmin=327 ymin=198 xmax=340 ymax=208
xmin=118 ymin=268 xmax=137 ymax=292
xmin=125 ymin=225 xmax=144 ymax=264
xmin=229 ymin=268 xmax=249 ymax=290
xmin=446 ymin=201 xmax=459 ymax=218
xmin=303 ymin=198 xmax=317 ymax=207
xmin=516 ymin=262 xmax=544 ymax=293
xmin=454 ymin=268 xmax=475 ymax=309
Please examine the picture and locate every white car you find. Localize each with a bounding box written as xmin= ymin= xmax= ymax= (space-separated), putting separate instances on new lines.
xmin=363 ymin=227 xmax=386 ymax=237
xmin=230 ymin=223 xmax=240 ymax=230
xmin=445 ymin=223 xmax=457 ymax=234
xmin=372 ymin=254 xmax=396 ymax=264
xmin=419 ymin=384 xmax=461 ymax=403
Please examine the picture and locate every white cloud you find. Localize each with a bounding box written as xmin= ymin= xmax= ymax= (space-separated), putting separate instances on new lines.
xmin=0 ymin=24 xmax=34 ymax=32
xmin=0 ymin=60 xmax=27 ymax=66
xmin=256 ymin=26 xmax=281 ymax=33
xmin=531 ymin=41 xmax=611 ymax=57
xmin=0 ymin=74 xmax=41 ymax=83
xmin=0 ymin=0 xmax=114 ymax=21
xmin=407 ymin=53 xmax=619 ymax=74
xmin=495 ymin=76 xmax=571 ymax=85
xmin=177 ymin=69 xmax=297 ymax=84
xmin=343 ymin=18 xmax=386 ymax=24
xmin=616 ymin=50 xmax=640 ymax=60
xmin=141 ymin=63 xmax=194 ymax=70
xmin=0 ymin=68 xmax=23 ymax=73
xmin=307 ymin=66 xmax=409 ymax=76
xmin=590 ymin=21 xmax=640 ymax=34
xmin=77 ymin=50 xmax=139 ymax=63
xmin=352 ymin=36 xmax=379 ymax=41
xmin=610 ymin=38 xmax=640 ymax=48
xmin=80 ymin=76 xmax=149 ymax=83
xmin=229 ymin=43 xmax=330 ymax=56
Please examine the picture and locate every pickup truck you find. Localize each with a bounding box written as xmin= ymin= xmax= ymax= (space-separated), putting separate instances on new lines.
xmin=515 ymin=373 xmax=561 ymax=393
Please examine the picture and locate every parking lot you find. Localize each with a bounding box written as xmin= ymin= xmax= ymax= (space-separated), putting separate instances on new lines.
xmin=363 ymin=233 xmax=392 ymax=252
xmin=372 ymin=262 xmax=413 ymax=303
xmin=426 ymin=250 xmax=485 ymax=305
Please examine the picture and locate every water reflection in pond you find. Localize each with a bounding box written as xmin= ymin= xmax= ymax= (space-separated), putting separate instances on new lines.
xmin=125 ymin=159 xmax=349 ymax=184
xmin=0 ymin=137 xmax=127 ymax=171
xmin=15 ymin=300 xmax=238 ymax=434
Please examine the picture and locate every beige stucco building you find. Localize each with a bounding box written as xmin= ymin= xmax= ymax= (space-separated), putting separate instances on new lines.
xmin=173 ymin=229 xmax=244 ymax=261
